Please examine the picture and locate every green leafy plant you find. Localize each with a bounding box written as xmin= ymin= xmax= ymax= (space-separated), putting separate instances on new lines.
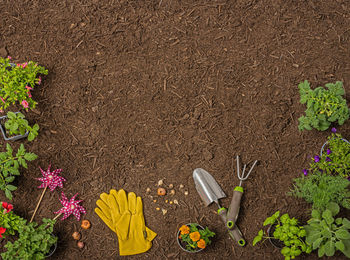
xmin=0 ymin=57 xmax=47 ymax=111
xmin=253 ymin=211 xmax=312 ymax=260
xmin=304 ymin=202 xmax=350 ymax=258
xmin=0 ymin=143 xmax=38 ymax=199
xmin=309 ymin=132 xmax=350 ymax=178
xmin=1 ymin=218 xmax=57 ymax=260
xmin=178 ymin=223 xmax=215 ymax=252
xmin=298 ymin=80 xmax=349 ymax=131
xmin=290 ymin=172 xmax=350 ymax=211
xmin=0 ymin=202 xmax=26 ymax=238
xmin=3 ymin=111 xmax=39 ymax=141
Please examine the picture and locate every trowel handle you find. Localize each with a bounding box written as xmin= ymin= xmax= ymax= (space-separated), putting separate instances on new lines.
xmin=226 ymin=186 xmax=243 ymax=229
xmin=217 ymin=207 xmax=246 ymax=247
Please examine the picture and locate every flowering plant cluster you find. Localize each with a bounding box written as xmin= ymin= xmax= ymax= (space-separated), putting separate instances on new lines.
xmin=298 ymin=80 xmax=349 ymax=131
xmin=178 ymin=224 xmax=215 ymax=252
xmin=0 ymin=202 xmax=26 ymax=239
xmin=0 ymin=57 xmax=47 ymax=111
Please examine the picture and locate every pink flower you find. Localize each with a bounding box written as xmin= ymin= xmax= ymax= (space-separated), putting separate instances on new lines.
xmin=37 ymin=76 xmax=42 ymax=85
xmin=25 ymin=85 xmax=32 ymax=90
xmin=21 ymin=62 xmax=28 ymax=68
xmin=7 ymin=56 xmax=11 ymax=60
xmin=0 ymin=227 xmax=6 ymax=238
xmin=2 ymin=202 xmax=13 ymax=213
xmin=21 ymin=100 xmax=29 ymax=108
xmin=0 ymin=97 xmax=5 ymax=104
xmin=27 ymin=92 xmax=32 ymax=98
xmin=16 ymin=64 xmax=20 ymax=67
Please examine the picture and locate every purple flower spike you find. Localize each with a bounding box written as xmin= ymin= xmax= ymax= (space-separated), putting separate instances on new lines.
xmin=331 ymin=127 xmax=337 ymax=133
xmin=303 ymin=169 xmax=308 ymax=176
xmin=326 ymin=157 xmax=332 ymax=162
xmin=314 ymin=155 xmax=320 ymax=163
xmin=348 ymin=176 xmax=350 ymax=181
xmin=327 ymin=149 xmax=332 ymax=155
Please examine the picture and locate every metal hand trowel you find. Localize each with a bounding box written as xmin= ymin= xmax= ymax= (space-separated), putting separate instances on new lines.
xmin=193 ymin=168 xmax=246 ymax=246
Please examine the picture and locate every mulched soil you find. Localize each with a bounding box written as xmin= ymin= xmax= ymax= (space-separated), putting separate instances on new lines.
xmin=1 ymin=0 xmax=350 ymax=259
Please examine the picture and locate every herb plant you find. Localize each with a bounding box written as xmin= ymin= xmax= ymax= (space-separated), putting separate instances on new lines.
xmin=309 ymin=132 xmax=350 ymax=178
xmin=304 ymin=202 xmax=350 ymax=258
xmin=0 ymin=57 xmax=47 ymax=111
xmin=298 ymin=80 xmax=349 ymax=131
xmin=178 ymin=223 xmax=215 ymax=252
xmin=0 ymin=143 xmax=38 ymax=199
xmin=290 ymin=172 xmax=350 ymax=211
xmin=4 ymin=111 xmax=39 ymax=141
xmin=0 ymin=202 xmax=26 ymax=238
xmin=253 ymin=211 xmax=312 ymax=260
xmin=1 ymin=218 xmax=57 ymax=260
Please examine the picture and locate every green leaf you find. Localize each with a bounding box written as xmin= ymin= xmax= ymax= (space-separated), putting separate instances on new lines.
xmin=335 ymin=241 xmax=345 ymax=251
xmin=28 ymin=132 xmax=34 ymax=141
xmin=313 ymin=237 xmax=323 ymax=249
xmin=324 ymin=240 xmax=335 ymax=256
xmin=335 ymin=229 xmax=350 ymax=240
xmin=5 ymin=189 xmax=12 ymax=200
xmin=342 ymin=218 xmax=350 ymax=229
xmin=6 ymin=143 xmax=13 ymax=155
xmin=311 ymin=210 xmax=321 ymax=220
xmin=24 ymin=153 xmax=38 ymax=161
xmin=252 ymin=235 xmax=262 ymax=246
xmin=6 ymin=184 xmax=17 ymax=191
xmin=5 ymin=176 xmax=15 ymax=183
xmin=32 ymin=124 xmax=39 ymax=131
xmin=318 ymin=244 xmax=325 ymax=257
xmin=263 ymin=216 xmax=276 ymax=226
xmin=327 ymin=202 xmax=340 ymax=216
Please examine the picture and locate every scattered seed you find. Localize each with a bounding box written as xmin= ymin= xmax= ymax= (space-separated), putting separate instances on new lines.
xmin=158 ymin=180 xmax=163 ymax=186
xmin=170 ymin=189 xmax=175 ymax=195
xmin=156 ymin=207 xmax=160 ymax=211
xmin=165 ymin=200 xmax=168 ymax=203
xmin=77 ymin=241 xmax=84 ymax=249
xmin=170 ymin=201 xmax=173 ymax=204
xmin=72 ymin=231 xmax=81 ymax=240
xmin=179 ymin=184 xmax=184 ymax=189
xmin=146 ymin=188 xmax=151 ymax=193
xmin=169 ymin=184 xmax=174 ymax=189
xmin=157 ymin=187 xmax=166 ymax=196
xmin=153 ymin=199 xmax=157 ymax=203
xmin=184 ymin=191 xmax=189 ymax=196
xmin=174 ymin=199 xmax=179 ymax=205
xmin=162 ymin=208 xmax=167 ymax=215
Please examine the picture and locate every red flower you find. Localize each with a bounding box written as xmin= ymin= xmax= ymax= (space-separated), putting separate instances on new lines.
xmin=0 ymin=227 xmax=6 ymax=238
xmin=2 ymin=202 xmax=13 ymax=213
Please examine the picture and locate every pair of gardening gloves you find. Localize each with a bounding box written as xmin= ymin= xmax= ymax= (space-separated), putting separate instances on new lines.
xmin=95 ymin=189 xmax=157 ymax=256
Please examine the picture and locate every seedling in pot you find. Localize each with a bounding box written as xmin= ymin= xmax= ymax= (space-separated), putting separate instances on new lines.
xmin=0 ymin=57 xmax=48 ymax=111
xmin=0 ymin=143 xmax=38 ymax=199
xmin=253 ymin=211 xmax=312 ymax=260
xmin=1 ymin=111 xmax=39 ymax=141
xmin=298 ymin=80 xmax=349 ymax=131
xmin=304 ymin=202 xmax=350 ymax=258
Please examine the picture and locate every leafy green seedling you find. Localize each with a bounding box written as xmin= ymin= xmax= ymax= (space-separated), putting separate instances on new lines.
xmin=0 ymin=143 xmax=37 ymax=199
xmin=253 ymin=211 xmax=312 ymax=260
xmin=304 ymin=202 xmax=350 ymax=258
xmin=298 ymin=80 xmax=349 ymax=131
xmin=4 ymin=112 xmax=39 ymax=141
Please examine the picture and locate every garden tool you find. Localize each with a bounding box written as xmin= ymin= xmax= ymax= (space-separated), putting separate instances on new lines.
xmin=193 ymin=168 xmax=246 ymax=246
xmin=226 ymin=155 xmax=258 ymax=230
xmin=95 ymin=189 xmax=157 ymax=256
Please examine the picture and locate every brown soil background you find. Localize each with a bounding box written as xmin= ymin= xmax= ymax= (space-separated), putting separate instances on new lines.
xmin=1 ymin=0 xmax=350 ymax=259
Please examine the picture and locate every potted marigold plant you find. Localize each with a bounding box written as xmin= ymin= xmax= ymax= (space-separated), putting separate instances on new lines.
xmin=177 ymin=223 xmax=215 ymax=253
xmin=0 ymin=56 xmax=47 ymax=112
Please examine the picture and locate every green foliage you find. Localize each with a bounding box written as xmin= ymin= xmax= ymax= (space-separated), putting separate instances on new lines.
xmin=290 ymin=172 xmax=350 ymax=211
xmin=0 ymin=209 xmax=26 ymax=238
xmin=304 ymin=202 xmax=350 ymax=258
xmin=178 ymin=224 xmax=215 ymax=252
xmin=253 ymin=211 xmax=312 ymax=260
xmin=0 ymin=57 xmax=47 ymax=111
xmin=309 ymin=133 xmax=350 ymax=178
xmin=4 ymin=112 xmax=39 ymax=141
xmin=1 ymin=218 xmax=57 ymax=260
xmin=298 ymin=80 xmax=349 ymax=131
xmin=0 ymin=143 xmax=38 ymax=199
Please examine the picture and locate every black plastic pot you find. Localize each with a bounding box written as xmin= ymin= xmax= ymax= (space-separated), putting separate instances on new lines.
xmin=45 ymin=234 xmax=58 ymax=258
xmin=0 ymin=112 xmax=29 ymax=141
xmin=177 ymin=223 xmax=205 ymax=253
xmin=267 ymin=224 xmax=283 ymax=249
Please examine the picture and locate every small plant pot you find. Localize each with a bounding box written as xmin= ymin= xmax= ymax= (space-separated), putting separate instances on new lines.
xmin=267 ymin=224 xmax=283 ymax=249
xmin=0 ymin=112 xmax=29 ymax=141
xmin=177 ymin=223 xmax=205 ymax=253
xmin=45 ymin=234 xmax=58 ymax=258
xmin=320 ymin=138 xmax=350 ymax=156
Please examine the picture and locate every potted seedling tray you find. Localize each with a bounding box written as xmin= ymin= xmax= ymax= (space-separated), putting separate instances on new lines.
xmin=0 ymin=112 xmax=29 ymax=141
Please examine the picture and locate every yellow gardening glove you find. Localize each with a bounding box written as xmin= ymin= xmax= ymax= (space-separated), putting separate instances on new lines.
xmin=112 ymin=189 xmax=157 ymax=256
xmin=95 ymin=192 xmax=115 ymax=232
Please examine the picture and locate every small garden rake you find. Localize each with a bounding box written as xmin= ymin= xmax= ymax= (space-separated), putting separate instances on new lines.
xmin=226 ymin=155 xmax=258 ymax=229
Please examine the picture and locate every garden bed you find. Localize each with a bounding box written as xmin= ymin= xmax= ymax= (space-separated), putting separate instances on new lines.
xmin=0 ymin=1 xmax=350 ymax=259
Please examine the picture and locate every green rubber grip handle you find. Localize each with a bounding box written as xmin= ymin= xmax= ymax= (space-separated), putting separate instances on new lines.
xmin=226 ymin=187 xmax=243 ymax=229
xmin=217 ymin=207 xmax=246 ymax=246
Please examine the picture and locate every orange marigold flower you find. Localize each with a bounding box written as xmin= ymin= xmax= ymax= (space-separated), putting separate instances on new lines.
xmin=189 ymin=231 xmax=201 ymax=242
xmin=179 ymin=225 xmax=190 ymax=235
xmin=197 ymin=239 xmax=206 ymax=249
